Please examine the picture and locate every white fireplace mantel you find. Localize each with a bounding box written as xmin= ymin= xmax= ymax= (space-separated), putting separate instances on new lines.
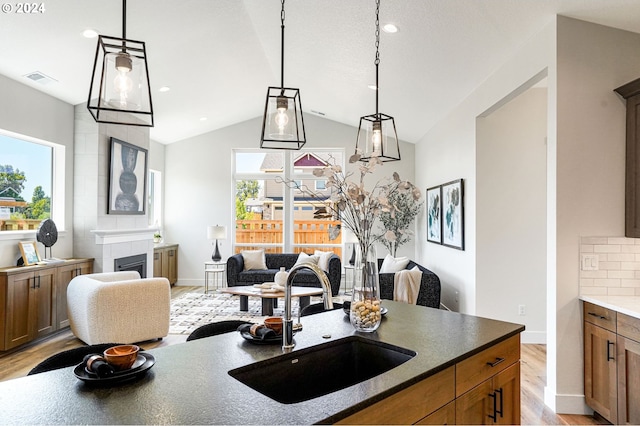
xmin=91 ymin=228 xmax=158 ymax=245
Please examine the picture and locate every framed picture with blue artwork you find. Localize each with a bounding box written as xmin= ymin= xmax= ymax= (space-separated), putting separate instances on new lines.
xmin=426 ymin=185 xmax=442 ymax=244
xmin=442 ymin=179 xmax=464 ymax=250
xmin=108 ymin=137 xmax=148 ymax=215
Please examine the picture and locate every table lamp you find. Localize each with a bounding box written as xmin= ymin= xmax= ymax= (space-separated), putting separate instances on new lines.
xmin=207 ymin=225 xmax=227 ymax=262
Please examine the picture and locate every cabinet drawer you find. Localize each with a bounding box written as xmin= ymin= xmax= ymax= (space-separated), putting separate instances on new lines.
xmin=455 ymin=334 xmax=520 ymax=397
xmin=337 ymin=366 xmax=455 ymax=425
xmin=618 ymin=313 xmax=640 ymax=342
xmin=583 ymin=301 xmax=617 ymax=332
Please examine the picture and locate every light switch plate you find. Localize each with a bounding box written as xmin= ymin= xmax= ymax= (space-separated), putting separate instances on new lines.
xmin=581 ymin=254 xmax=599 ymax=271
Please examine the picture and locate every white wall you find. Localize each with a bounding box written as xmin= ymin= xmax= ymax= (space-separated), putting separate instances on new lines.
xmin=417 ymin=15 xmax=640 ymax=414
xmin=552 ymin=16 xmax=640 ymax=413
xmin=476 ymin=86 xmax=547 ymax=344
xmin=0 ymin=75 xmax=74 ymax=266
xmin=164 ymin=113 xmax=416 ymax=286
xmin=415 ymin=19 xmax=556 ymax=315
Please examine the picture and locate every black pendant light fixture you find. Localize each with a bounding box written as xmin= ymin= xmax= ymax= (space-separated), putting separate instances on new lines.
xmin=87 ymin=0 xmax=154 ymax=127
xmin=260 ymin=0 xmax=306 ymax=150
xmin=353 ymin=0 xmax=400 ymax=162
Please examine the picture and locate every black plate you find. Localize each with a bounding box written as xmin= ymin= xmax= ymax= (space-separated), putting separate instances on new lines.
xmin=74 ymin=352 xmax=155 ymax=384
xmin=240 ymin=330 xmax=283 ymax=345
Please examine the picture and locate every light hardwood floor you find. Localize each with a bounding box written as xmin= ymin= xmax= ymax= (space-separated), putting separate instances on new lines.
xmin=0 ymin=287 xmax=609 ymax=425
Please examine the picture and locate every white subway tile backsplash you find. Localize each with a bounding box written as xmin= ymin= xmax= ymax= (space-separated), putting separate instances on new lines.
xmin=581 ymin=287 xmax=608 ymax=295
xmin=595 ymin=245 xmax=621 ymax=253
xmin=580 ymin=236 xmax=640 ymax=296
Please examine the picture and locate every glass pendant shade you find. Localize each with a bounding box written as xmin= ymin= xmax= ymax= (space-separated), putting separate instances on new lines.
xmin=87 ymin=35 xmax=154 ymax=127
xmin=260 ymin=87 xmax=306 ymax=150
xmin=356 ymin=113 xmax=400 ymax=162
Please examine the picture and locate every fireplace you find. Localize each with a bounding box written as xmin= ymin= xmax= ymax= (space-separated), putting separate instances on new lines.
xmin=114 ymin=254 xmax=147 ymax=278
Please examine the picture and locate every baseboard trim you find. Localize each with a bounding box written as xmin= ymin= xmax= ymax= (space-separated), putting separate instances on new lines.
xmin=544 ymin=387 xmax=592 ymax=414
xmin=174 ymin=280 xmax=204 ymax=287
xmin=521 ymin=330 xmax=546 ymax=344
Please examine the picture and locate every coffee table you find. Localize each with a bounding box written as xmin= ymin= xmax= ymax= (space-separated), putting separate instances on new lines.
xmin=221 ymin=286 xmax=323 ymax=316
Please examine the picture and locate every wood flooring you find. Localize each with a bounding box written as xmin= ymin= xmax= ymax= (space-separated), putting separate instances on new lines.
xmin=0 ymin=287 xmax=610 ymax=425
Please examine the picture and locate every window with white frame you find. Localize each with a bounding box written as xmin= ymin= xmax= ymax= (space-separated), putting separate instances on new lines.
xmin=0 ymin=130 xmax=64 ymax=234
xmin=232 ymin=149 xmax=344 ymax=257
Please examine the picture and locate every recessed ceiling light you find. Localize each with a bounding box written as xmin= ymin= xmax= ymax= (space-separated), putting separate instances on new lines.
xmin=82 ymin=29 xmax=99 ymax=38
xmin=159 ymin=86 xmax=171 ymax=92
xmin=382 ymin=24 xmax=398 ymax=33
xmin=368 ymin=84 xmax=378 ymax=90
xmin=200 ymin=117 xmax=208 ymax=122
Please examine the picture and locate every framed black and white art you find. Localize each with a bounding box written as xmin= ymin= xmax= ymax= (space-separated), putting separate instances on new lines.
xmin=442 ymin=179 xmax=464 ymax=250
xmin=426 ymin=185 xmax=442 ymax=245
xmin=108 ymin=137 xmax=148 ymax=215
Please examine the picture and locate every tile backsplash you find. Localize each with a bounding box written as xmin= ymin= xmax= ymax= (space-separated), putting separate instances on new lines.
xmin=580 ymin=237 xmax=640 ymax=296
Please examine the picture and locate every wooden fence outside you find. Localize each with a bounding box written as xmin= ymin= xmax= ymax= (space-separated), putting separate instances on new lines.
xmin=0 ymin=219 xmax=42 ymax=231
xmin=235 ymin=219 xmax=342 ymax=256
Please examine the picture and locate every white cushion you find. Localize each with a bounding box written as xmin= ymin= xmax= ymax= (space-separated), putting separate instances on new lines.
xmin=294 ymin=252 xmax=319 ymax=268
xmin=314 ymin=250 xmax=334 ymax=272
xmin=241 ymin=249 xmax=267 ymax=270
xmin=380 ymin=254 xmax=411 ymax=273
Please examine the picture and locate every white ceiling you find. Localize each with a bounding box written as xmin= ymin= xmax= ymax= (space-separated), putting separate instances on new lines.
xmin=2 ymin=0 xmax=640 ymax=144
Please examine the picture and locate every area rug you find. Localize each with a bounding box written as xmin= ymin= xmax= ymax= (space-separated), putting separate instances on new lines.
xmin=169 ymin=291 xmax=321 ymax=335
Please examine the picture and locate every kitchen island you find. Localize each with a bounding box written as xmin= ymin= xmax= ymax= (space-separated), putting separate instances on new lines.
xmin=0 ymin=301 xmax=524 ymax=424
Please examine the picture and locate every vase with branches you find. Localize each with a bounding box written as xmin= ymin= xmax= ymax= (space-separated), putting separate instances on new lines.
xmin=277 ymin=154 xmax=421 ymax=331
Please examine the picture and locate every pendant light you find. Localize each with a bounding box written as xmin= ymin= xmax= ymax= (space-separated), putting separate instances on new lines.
xmin=87 ymin=0 xmax=154 ymax=127
xmin=353 ymin=0 xmax=400 ymax=162
xmin=260 ymin=0 xmax=306 ymax=150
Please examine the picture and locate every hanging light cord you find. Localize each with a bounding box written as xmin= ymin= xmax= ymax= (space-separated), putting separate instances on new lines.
xmin=280 ymin=0 xmax=286 ymax=91
xmin=121 ymin=0 xmax=127 ymax=51
xmin=374 ymin=0 xmax=380 ymax=116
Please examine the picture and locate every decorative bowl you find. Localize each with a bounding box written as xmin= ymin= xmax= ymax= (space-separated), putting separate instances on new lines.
xmin=103 ymin=344 xmax=140 ymax=371
xmin=264 ymin=317 xmax=283 ymax=335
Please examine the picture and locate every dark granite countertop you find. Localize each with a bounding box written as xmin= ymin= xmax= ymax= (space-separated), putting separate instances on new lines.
xmin=0 ymin=301 xmax=524 ymax=425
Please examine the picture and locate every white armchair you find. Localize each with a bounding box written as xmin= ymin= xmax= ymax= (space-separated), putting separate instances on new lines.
xmin=67 ymin=271 xmax=171 ymax=345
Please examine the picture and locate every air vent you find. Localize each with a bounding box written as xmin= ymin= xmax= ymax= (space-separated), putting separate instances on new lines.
xmin=310 ymin=110 xmax=326 ymax=116
xmin=24 ymin=71 xmax=57 ymax=85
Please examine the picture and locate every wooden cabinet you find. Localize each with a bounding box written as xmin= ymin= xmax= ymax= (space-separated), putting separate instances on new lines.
xmin=56 ymin=261 xmax=93 ymax=329
xmin=615 ymin=78 xmax=640 ymax=237
xmin=455 ymin=335 xmax=521 ymax=425
xmin=583 ymin=301 xmax=640 ymax=424
xmin=617 ymin=312 xmax=640 ymax=425
xmin=584 ymin=321 xmax=618 ymax=423
xmin=153 ymin=244 xmax=178 ymax=285
xmin=0 ymin=259 xmax=93 ymax=351
xmin=337 ymin=334 xmax=521 ymax=425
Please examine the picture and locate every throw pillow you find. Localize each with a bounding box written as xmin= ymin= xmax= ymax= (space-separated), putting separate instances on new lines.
xmin=314 ymin=250 xmax=334 ymax=272
xmin=380 ymin=254 xmax=410 ymax=273
xmin=294 ymin=252 xmax=319 ymax=268
xmin=241 ymin=249 xmax=267 ymax=271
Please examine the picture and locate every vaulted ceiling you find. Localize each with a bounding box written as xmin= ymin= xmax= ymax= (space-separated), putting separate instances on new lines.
xmin=2 ymin=0 xmax=640 ymax=144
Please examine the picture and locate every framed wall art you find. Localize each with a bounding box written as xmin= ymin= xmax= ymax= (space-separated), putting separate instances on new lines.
xmin=442 ymin=179 xmax=464 ymax=250
xmin=426 ymin=185 xmax=442 ymax=244
xmin=19 ymin=241 xmax=41 ymax=265
xmin=108 ymin=137 xmax=148 ymax=215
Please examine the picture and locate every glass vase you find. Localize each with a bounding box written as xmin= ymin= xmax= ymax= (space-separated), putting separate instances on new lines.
xmin=350 ymin=243 xmax=382 ymax=332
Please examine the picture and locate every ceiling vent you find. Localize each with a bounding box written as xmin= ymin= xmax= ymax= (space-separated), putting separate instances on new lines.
xmin=24 ymin=71 xmax=57 ymax=85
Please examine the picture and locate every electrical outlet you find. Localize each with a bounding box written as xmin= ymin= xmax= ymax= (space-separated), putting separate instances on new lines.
xmin=455 ymin=291 xmax=459 ymax=303
xmin=518 ymin=305 xmax=526 ymax=316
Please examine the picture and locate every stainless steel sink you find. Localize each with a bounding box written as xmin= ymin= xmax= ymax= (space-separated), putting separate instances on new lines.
xmin=228 ymin=335 xmax=416 ymax=404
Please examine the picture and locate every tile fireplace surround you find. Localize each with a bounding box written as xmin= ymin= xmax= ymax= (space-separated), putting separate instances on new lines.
xmin=88 ymin=228 xmax=156 ymax=278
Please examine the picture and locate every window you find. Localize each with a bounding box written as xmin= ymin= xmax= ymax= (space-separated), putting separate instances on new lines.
xmin=0 ymin=130 xmax=63 ymax=234
xmin=233 ymin=149 xmax=343 ymax=257
xmin=148 ymin=169 xmax=162 ymax=229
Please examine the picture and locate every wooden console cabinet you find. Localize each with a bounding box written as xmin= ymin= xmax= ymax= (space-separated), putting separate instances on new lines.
xmin=0 ymin=258 xmax=93 ymax=351
xmin=153 ymin=244 xmax=178 ymax=285
xmin=338 ymin=334 xmax=521 ymax=425
xmin=583 ymin=301 xmax=640 ymax=425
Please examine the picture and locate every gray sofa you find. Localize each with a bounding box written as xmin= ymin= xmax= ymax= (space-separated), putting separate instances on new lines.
xmin=377 ymin=259 xmax=441 ymax=309
xmin=227 ymin=253 xmax=342 ymax=296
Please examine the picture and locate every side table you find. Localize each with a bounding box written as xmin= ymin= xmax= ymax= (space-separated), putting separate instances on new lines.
xmin=204 ymin=261 xmax=226 ymax=293
xmin=343 ymin=264 xmax=355 ymax=295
